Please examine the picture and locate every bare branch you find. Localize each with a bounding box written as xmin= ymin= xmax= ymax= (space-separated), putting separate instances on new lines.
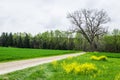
xmin=67 ymin=9 xmax=110 ymax=51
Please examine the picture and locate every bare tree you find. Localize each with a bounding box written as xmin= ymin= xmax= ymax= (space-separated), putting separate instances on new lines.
xmin=67 ymin=9 xmax=110 ymax=51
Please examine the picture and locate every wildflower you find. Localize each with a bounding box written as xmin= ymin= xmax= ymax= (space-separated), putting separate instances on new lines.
xmin=61 ymin=62 xmax=73 ymax=74
xmin=75 ymin=63 xmax=97 ymax=74
xmin=99 ymin=56 xmax=108 ymax=61
xmin=91 ymin=55 xmax=108 ymax=61
xmin=91 ymin=56 xmax=99 ymax=60
xmin=74 ymin=65 xmax=81 ymax=74
xmin=61 ymin=61 xmax=97 ymax=74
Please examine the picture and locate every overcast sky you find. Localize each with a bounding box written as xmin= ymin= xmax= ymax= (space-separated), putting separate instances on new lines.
xmin=0 ymin=0 xmax=120 ymax=35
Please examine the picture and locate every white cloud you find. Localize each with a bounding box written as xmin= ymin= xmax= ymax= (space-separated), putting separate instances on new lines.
xmin=0 ymin=0 xmax=120 ymax=35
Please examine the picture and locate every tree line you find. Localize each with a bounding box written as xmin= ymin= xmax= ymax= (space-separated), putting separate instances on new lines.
xmin=0 ymin=9 xmax=120 ymax=52
xmin=0 ymin=29 xmax=120 ymax=52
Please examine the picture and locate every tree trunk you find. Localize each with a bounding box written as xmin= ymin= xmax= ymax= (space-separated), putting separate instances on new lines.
xmin=90 ymin=41 xmax=97 ymax=52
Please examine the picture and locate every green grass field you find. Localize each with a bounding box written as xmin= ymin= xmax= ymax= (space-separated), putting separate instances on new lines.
xmin=0 ymin=47 xmax=77 ymax=62
xmin=0 ymin=52 xmax=120 ymax=80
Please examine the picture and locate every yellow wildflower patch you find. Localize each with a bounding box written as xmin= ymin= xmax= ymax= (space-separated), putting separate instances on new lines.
xmin=74 ymin=63 xmax=97 ymax=74
xmin=61 ymin=61 xmax=77 ymax=73
xmin=61 ymin=61 xmax=97 ymax=74
xmin=91 ymin=55 xmax=108 ymax=61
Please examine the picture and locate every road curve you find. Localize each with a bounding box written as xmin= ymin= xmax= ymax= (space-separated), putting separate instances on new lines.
xmin=0 ymin=52 xmax=85 ymax=75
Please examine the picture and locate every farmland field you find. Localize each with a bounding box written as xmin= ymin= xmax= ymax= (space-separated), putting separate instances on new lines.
xmin=0 ymin=47 xmax=77 ymax=62
xmin=0 ymin=52 xmax=120 ymax=80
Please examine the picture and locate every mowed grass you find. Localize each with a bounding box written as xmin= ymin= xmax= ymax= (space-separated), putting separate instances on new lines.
xmin=0 ymin=47 xmax=77 ymax=62
xmin=0 ymin=52 xmax=120 ymax=80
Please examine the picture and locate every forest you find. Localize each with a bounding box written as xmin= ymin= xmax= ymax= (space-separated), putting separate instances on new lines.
xmin=0 ymin=29 xmax=120 ymax=52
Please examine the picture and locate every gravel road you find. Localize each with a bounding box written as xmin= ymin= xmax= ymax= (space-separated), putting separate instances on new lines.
xmin=0 ymin=52 xmax=85 ymax=75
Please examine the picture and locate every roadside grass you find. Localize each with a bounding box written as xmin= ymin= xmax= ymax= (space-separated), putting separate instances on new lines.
xmin=0 ymin=52 xmax=120 ymax=80
xmin=0 ymin=47 xmax=77 ymax=62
